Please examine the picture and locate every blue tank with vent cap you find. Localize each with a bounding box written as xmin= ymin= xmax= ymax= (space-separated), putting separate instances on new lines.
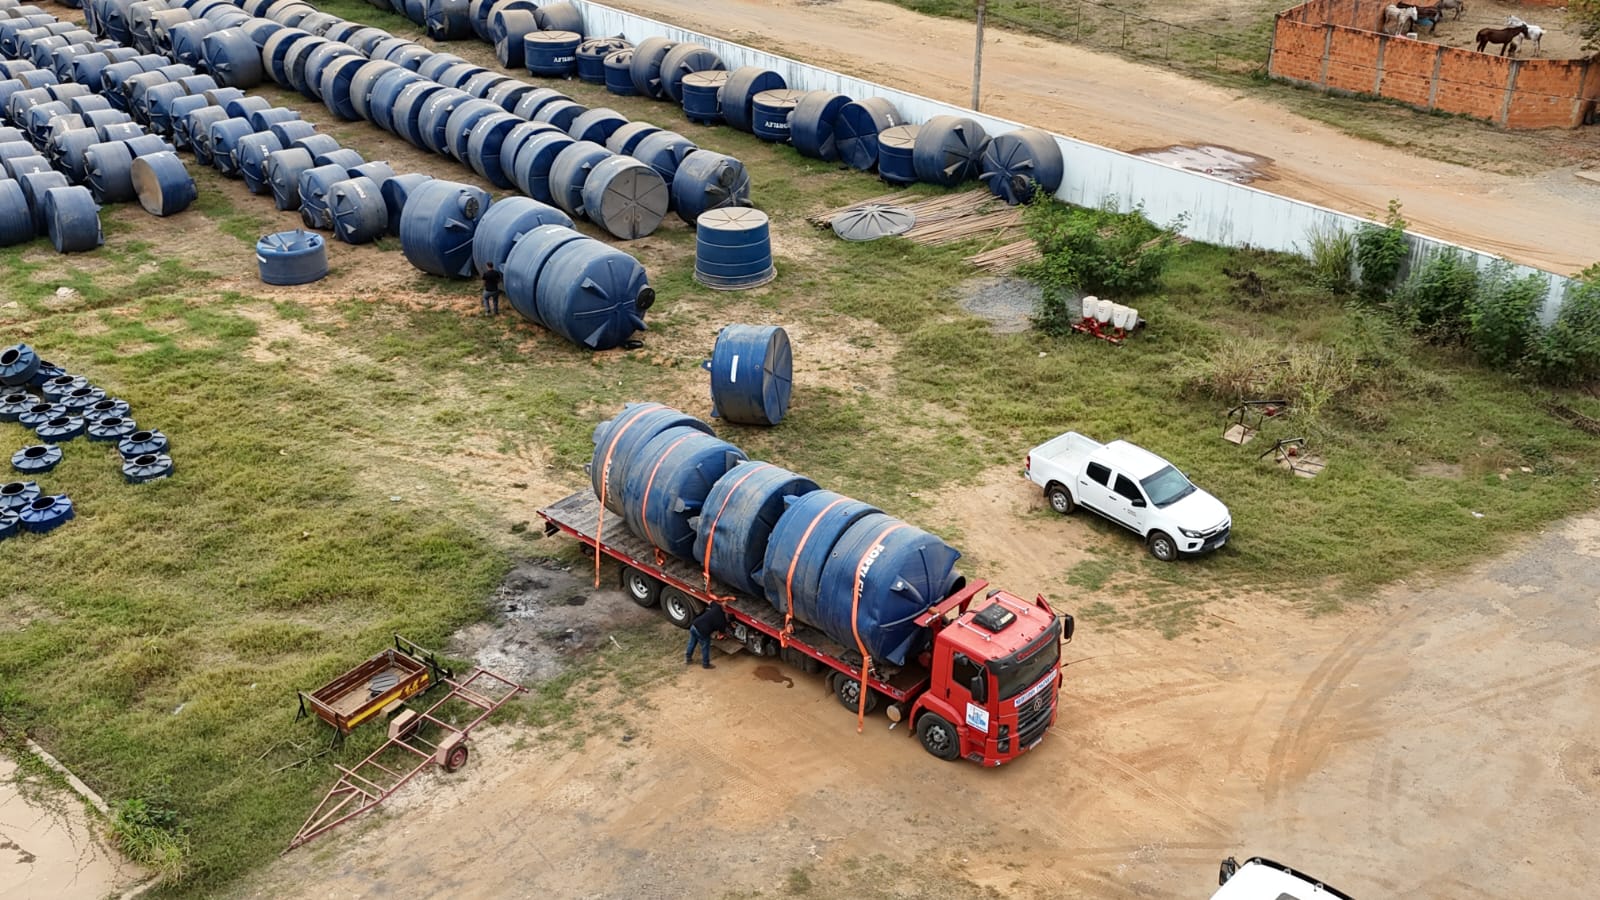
xmin=621 ymin=427 xmax=747 ymax=562
xmin=692 ymin=462 xmax=818 ymax=597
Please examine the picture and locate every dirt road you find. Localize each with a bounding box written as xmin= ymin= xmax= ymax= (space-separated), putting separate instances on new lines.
xmin=238 ymin=480 xmax=1600 ymax=899
xmin=604 ymin=0 xmax=1597 ymax=274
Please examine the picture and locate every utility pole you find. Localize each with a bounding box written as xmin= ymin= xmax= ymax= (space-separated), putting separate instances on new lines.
xmin=971 ymin=0 xmax=986 ymax=111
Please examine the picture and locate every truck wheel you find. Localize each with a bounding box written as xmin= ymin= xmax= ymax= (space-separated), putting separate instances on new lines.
xmin=833 ymin=675 xmax=878 ymax=715
xmin=1046 ymin=483 xmax=1074 ymax=515
xmin=660 ymin=587 xmax=695 ymax=629
xmin=1147 ymin=530 xmax=1178 ymax=562
xmin=916 ymin=712 xmax=961 ymax=761
xmin=621 ymin=567 xmax=661 ymax=608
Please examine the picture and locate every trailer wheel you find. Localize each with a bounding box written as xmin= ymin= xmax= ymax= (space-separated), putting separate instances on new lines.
xmin=443 ymin=742 xmax=469 ymax=772
xmin=1045 ymin=483 xmax=1074 ymax=515
xmin=916 ymin=712 xmax=961 ymax=761
xmin=660 ymin=587 xmax=695 ymax=629
xmin=833 ymin=674 xmax=878 ymax=715
xmin=621 ymin=567 xmax=661 ymax=608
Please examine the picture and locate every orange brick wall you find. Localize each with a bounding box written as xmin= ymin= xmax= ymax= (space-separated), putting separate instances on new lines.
xmin=1270 ymin=0 xmax=1599 ymax=128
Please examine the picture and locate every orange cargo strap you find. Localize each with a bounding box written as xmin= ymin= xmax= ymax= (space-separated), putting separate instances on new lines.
xmin=700 ymin=462 xmax=769 ymax=592
xmin=593 ymin=404 xmax=664 ymax=588
xmin=780 ymin=496 xmax=851 ymax=646
xmin=850 ymin=521 xmax=907 ymax=734
xmin=637 ymin=432 xmax=695 ymax=552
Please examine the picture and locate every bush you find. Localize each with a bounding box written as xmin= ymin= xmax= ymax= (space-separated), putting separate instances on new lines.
xmin=1022 ymin=198 xmax=1182 ymax=334
xmin=1304 ymin=223 xmax=1356 ymax=294
xmin=111 ymin=796 xmax=190 ymax=881
xmin=1468 ymin=262 xmax=1546 ymax=368
xmin=1391 ymin=250 xmax=1479 ymax=343
xmin=1528 ymin=264 xmax=1600 ymax=384
xmin=1355 ymin=199 xmax=1408 ymax=299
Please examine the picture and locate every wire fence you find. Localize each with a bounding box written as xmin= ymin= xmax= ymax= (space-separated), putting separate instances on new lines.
xmin=981 ymin=0 xmax=1274 ymax=76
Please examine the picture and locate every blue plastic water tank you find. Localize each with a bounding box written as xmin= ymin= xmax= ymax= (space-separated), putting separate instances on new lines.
xmin=567 ymin=106 xmax=626 ymax=146
xmin=249 ymin=106 xmax=301 ymax=133
xmin=626 ymin=36 xmax=673 ymax=98
xmin=524 ymin=30 xmax=580 ymax=78
xmin=379 ymin=172 xmax=432 ymax=236
xmin=694 ymin=462 xmax=818 ymax=597
xmin=834 ymin=97 xmax=903 ymax=172
xmin=694 ymin=209 xmax=775 ymax=294
xmin=496 ymin=119 xmax=558 ymax=179
xmin=265 ymin=145 xmax=315 ymax=210
xmin=202 ymin=27 xmax=261 ymax=88
xmin=470 ymin=195 xmax=573 ymax=275
xmin=167 ymin=19 xmax=217 ymax=70
xmin=489 ymin=8 xmax=536 ymax=69
xmin=463 ymin=110 xmax=521 ymax=189
xmin=256 ymin=229 xmax=328 ymax=284
xmin=511 ymin=86 xmax=568 ymax=119
xmin=719 ymin=66 xmax=785 ymax=133
xmin=502 ymin=223 xmax=586 ymax=329
xmin=20 ymin=170 xmax=69 ymax=236
xmin=319 ymin=54 xmax=368 ymax=121
xmin=590 ymin=403 xmax=716 ymax=512
xmin=43 ymin=185 xmax=101 ymax=253
xmin=632 ymin=129 xmax=697 ymax=186
xmin=129 ymin=150 xmax=195 ymax=216
xmin=671 ymin=150 xmax=750 ymax=225
xmin=751 ymin=89 xmax=804 ymax=143
xmin=532 ymin=97 xmax=584 ymax=132
xmin=236 ymin=131 xmax=285 ymax=194
xmin=605 ymin=120 xmax=659 ymax=156
xmin=531 ymin=0 xmax=583 ymax=35
xmin=508 ymin=130 xmax=572 ymax=204
xmin=761 ymin=490 xmax=879 ymax=622
xmin=83 ymin=140 xmax=135 ymax=203
xmin=815 ymin=513 xmax=962 ymax=666
xmin=327 ymin=175 xmax=387 ymax=244
xmin=621 ymin=427 xmax=747 ymax=561
xmin=707 ymin=323 xmax=791 ymax=425
xmin=601 ymin=49 xmax=633 ymax=96
xmin=365 ymin=67 xmax=420 ymax=132
xmin=913 ymin=114 xmax=989 ymax=187
xmin=399 ymin=179 xmax=491 ymax=278
xmin=415 ymin=87 xmax=471 ymax=156
xmin=261 ymin=27 xmax=311 ymax=87
xmin=680 ymin=71 xmax=727 ymax=126
xmin=297 ymin=162 xmax=348 ymax=230
xmin=0 ymin=181 xmax=33 ymax=246
xmin=876 ymin=124 xmax=919 ymax=185
xmin=657 ymin=42 xmax=722 ymax=104
xmin=979 ymin=128 xmax=1064 ymax=205
xmin=391 ymin=80 xmax=444 ymax=148
xmin=545 ymin=139 xmax=610 ymax=220
xmin=581 ymin=154 xmax=668 ymax=240
xmin=424 ymin=0 xmax=471 ymax=40
xmin=208 ymin=117 xmax=257 ymax=177
xmin=443 ymin=97 xmax=500 ymax=162
xmin=788 ymin=91 xmax=851 ymax=162
xmin=536 ymin=238 xmax=653 ymax=350
xmin=575 ymin=36 xmax=628 ymax=83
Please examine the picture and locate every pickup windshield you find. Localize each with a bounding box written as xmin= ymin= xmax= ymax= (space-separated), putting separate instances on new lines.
xmin=1141 ymin=465 xmax=1195 ymax=508
xmin=990 ymin=621 xmax=1062 ymax=700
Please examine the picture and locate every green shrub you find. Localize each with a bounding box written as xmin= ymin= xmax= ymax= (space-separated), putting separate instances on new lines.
xmin=111 ymin=796 xmax=190 ymax=881
xmin=1355 ymin=199 xmax=1408 ymax=299
xmin=1304 ymin=223 xmax=1356 ymax=294
xmin=1528 ymin=264 xmax=1600 ymax=384
xmin=1391 ymin=249 xmax=1479 ymax=343
xmin=1468 ymin=262 xmax=1546 ymax=368
xmin=1022 ymin=198 xmax=1183 ymax=335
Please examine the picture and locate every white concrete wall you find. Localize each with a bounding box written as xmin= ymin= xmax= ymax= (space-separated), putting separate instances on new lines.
xmin=571 ymin=1 xmax=1576 ymax=320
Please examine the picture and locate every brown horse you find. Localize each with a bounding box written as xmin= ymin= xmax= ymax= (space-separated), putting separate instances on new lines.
xmin=1476 ymin=23 xmax=1528 ymax=56
xmin=1398 ymin=3 xmax=1444 ymax=34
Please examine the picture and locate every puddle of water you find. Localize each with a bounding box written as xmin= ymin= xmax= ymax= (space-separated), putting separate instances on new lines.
xmin=752 ymin=664 xmax=794 ymax=689
xmin=1131 ymin=144 xmax=1273 ymax=184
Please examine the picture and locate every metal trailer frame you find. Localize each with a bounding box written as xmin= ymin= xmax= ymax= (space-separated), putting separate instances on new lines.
xmin=286 ymin=666 xmax=525 ymax=852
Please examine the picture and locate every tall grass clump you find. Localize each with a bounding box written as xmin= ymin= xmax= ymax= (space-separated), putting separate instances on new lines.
xmin=1304 ymin=223 xmax=1356 ymax=294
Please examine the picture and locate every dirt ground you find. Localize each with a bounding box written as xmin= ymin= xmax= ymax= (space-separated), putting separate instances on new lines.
xmin=603 ymin=0 xmax=1599 ymax=274
xmin=1412 ymin=0 xmax=1586 ymax=60
xmin=226 ymin=473 xmax=1600 ymax=899
xmin=0 ymin=756 xmax=147 ymax=899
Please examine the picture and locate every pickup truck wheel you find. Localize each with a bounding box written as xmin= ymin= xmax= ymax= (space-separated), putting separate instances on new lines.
xmin=1147 ymin=530 xmax=1178 ymax=562
xmin=660 ymin=588 xmax=695 ymax=629
xmin=621 ymin=567 xmax=661 ymax=608
xmin=1046 ymin=483 xmax=1074 ymax=515
xmin=833 ymin=675 xmax=878 ymax=715
xmin=916 ymin=712 xmax=961 ymax=761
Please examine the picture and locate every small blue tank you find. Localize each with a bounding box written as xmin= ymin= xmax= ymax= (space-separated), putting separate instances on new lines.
xmin=718 ymin=66 xmax=785 ymax=133
xmin=43 ymin=185 xmax=102 ymax=253
xmin=694 ymin=208 xmax=775 ymax=292
xmin=694 ymin=462 xmax=819 ymax=597
xmin=576 ymin=36 xmax=629 ymax=83
xmin=680 ymin=71 xmax=727 ymax=126
xmin=788 ymin=91 xmax=852 ymax=162
xmin=707 ymin=323 xmax=791 ymax=425
xmin=979 ymin=128 xmax=1064 ymax=205
xmin=399 ymin=179 xmax=492 ymax=278
xmin=470 ymin=195 xmax=573 ymax=275
xmin=621 ymin=427 xmax=748 ymax=561
xmin=524 ymin=30 xmax=581 ymax=78
xmin=751 ymin=89 xmax=804 ymax=143
xmin=876 ymin=124 xmax=919 ymax=185
xmin=602 ymin=49 xmax=634 ymax=96
xmin=129 ymin=150 xmax=195 ymax=216
xmin=670 ymin=150 xmax=750 ymax=224
xmin=834 ymin=97 xmax=903 ymax=171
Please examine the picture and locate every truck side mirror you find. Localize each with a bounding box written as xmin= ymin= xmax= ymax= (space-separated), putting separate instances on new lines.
xmin=968 ymin=675 xmax=986 ymax=703
xmin=1061 ymin=614 xmax=1075 ymax=644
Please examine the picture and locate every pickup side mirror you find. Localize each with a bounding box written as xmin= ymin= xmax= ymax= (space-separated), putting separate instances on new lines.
xmin=1129 ymin=498 xmax=1147 ymax=508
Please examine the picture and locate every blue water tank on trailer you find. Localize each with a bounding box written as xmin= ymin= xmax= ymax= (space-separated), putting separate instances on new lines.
xmin=751 ymin=89 xmax=804 ymax=143
xmin=834 ymin=97 xmax=903 ymax=172
xmin=535 ymin=239 xmax=653 ymax=351
xmin=913 ymin=114 xmax=989 ymax=187
xmin=129 ymin=150 xmax=195 ymax=216
xmin=693 ymin=462 xmax=818 ymax=597
xmin=719 ymin=66 xmax=785 ymax=133
xmin=761 ymin=490 xmax=879 ymax=625
xmin=621 ymin=427 xmax=748 ymax=561
xmin=876 ymin=124 xmax=919 ymax=185
xmin=789 ymin=91 xmax=852 ymax=162
xmin=589 ymin=403 xmax=715 ymax=513
xmin=694 ymin=208 xmax=775 ymax=292
xmin=470 ymin=195 xmax=573 ymax=275
xmin=979 ymin=128 xmax=1064 ymax=205
xmin=706 ymin=323 xmax=791 ymax=425
xmin=816 ymin=513 xmax=962 ymax=667
xmin=671 ymin=151 xmax=750 ymax=224
xmin=380 ymin=172 xmax=432 ymax=237
xmin=524 ymin=30 xmax=580 ymax=78
xmin=503 ymin=222 xmax=586 ymax=329
xmin=400 ymin=179 xmax=491 ymax=278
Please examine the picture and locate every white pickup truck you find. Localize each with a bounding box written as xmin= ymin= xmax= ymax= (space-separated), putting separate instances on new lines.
xmin=1024 ymin=432 xmax=1231 ymax=561
xmin=1212 ymin=856 xmax=1353 ymax=899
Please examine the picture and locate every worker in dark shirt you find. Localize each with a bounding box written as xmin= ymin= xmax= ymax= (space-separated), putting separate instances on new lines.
xmin=685 ymin=602 xmax=729 ymax=669
xmin=481 ymin=262 xmax=502 ymax=316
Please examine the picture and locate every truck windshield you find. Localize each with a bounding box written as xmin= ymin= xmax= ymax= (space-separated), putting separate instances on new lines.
xmin=989 ymin=620 xmax=1062 ymax=700
xmin=1141 ymin=465 xmax=1196 ymax=508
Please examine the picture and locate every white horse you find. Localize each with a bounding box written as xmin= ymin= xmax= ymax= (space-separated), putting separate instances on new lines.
xmin=1384 ymin=4 xmax=1418 ymax=34
xmin=1506 ymin=16 xmax=1544 ymax=56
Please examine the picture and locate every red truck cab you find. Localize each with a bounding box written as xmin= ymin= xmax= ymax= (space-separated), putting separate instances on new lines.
xmin=905 ymin=586 xmax=1071 ymax=766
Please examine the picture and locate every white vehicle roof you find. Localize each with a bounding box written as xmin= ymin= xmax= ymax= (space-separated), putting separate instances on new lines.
xmin=1100 ymin=440 xmax=1173 ymax=480
xmin=1212 ymin=858 xmax=1353 ymax=900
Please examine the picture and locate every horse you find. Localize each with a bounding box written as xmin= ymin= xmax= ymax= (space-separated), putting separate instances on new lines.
xmin=1437 ymin=0 xmax=1465 ymax=20
xmin=1398 ymin=3 xmax=1444 ymax=34
xmin=1506 ymin=16 xmax=1544 ymax=55
xmin=1383 ymin=4 xmax=1418 ymax=34
xmin=1476 ymin=23 xmax=1528 ymax=56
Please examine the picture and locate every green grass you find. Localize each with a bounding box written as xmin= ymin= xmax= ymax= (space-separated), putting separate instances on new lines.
xmin=2 ymin=6 xmax=1599 ymax=897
